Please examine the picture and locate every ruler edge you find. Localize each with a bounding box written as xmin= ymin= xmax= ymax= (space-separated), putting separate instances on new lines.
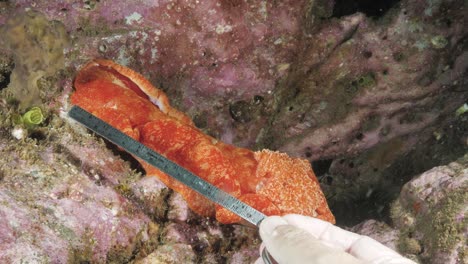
xmin=69 ymin=105 xmax=266 ymax=226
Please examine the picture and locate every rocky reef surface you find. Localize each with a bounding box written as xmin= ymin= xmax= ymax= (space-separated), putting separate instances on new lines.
xmin=0 ymin=0 xmax=466 ymax=263
xmin=0 ymin=107 xmax=260 ymax=263
xmin=352 ymin=154 xmax=467 ymax=264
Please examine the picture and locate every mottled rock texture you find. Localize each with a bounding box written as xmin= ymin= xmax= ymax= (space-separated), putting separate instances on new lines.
xmin=352 ymin=154 xmax=467 ymax=264
xmin=0 ymin=10 xmax=68 ymax=110
xmin=268 ymin=2 xmax=467 ymax=160
xmin=0 ymin=113 xmax=153 ymax=263
xmin=0 ymin=105 xmax=261 ymax=263
xmin=0 ymin=0 xmax=466 ymax=262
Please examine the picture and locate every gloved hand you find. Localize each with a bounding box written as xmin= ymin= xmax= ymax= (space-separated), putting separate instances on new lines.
xmin=255 ymin=214 xmax=416 ymax=264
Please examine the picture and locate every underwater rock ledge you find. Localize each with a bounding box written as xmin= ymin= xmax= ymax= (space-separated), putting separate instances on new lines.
xmin=352 ymin=154 xmax=467 ymax=264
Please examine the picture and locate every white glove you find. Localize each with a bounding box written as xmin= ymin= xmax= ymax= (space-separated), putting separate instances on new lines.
xmin=255 ymin=214 xmax=416 ymax=264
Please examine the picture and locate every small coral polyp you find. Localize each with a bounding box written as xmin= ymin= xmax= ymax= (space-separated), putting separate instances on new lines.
xmin=71 ymin=59 xmax=335 ymax=224
xmin=22 ymin=107 xmax=44 ymax=126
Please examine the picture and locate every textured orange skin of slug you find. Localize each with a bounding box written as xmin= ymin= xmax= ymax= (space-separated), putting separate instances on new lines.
xmin=71 ymin=59 xmax=335 ymax=224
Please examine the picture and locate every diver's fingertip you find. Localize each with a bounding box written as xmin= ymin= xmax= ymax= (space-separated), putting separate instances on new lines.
xmin=259 ymin=216 xmax=288 ymax=238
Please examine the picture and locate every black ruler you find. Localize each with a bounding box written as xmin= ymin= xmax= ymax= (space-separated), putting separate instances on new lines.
xmin=69 ymin=105 xmax=266 ymax=226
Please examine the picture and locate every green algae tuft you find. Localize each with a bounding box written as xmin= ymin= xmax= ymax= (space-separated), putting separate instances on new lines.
xmin=430 ymin=35 xmax=448 ymax=49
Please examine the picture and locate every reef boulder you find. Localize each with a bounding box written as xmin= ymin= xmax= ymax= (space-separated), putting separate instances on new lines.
xmin=352 ymin=154 xmax=468 ymax=264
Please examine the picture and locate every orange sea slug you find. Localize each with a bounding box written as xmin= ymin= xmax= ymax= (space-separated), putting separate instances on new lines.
xmin=71 ymin=59 xmax=335 ymax=224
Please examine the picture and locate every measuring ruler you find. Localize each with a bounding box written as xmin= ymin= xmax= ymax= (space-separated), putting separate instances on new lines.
xmin=69 ymin=105 xmax=266 ymax=226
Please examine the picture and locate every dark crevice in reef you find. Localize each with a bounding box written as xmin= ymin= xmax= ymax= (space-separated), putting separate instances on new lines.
xmin=324 ymin=113 xmax=468 ymax=226
xmin=0 ymin=72 xmax=11 ymax=90
xmin=311 ymin=159 xmax=333 ymax=177
xmin=102 ymin=139 xmax=146 ymax=175
xmin=332 ymin=0 xmax=401 ymax=18
xmin=0 ymin=55 xmax=14 ymax=91
xmin=386 ymin=115 xmax=468 ymax=188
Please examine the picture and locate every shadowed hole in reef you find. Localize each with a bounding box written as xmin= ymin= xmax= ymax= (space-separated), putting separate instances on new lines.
xmin=102 ymin=139 xmax=146 ymax=175
xmin=331 ymin=183 xmax=398 ymax=226
xmin=0 ymin=59 xmax=13 ymax=90
xmin=332 ymin=0 xmax=400 ymax=18
xmin=0 ymin=72 xmax=11 ymax=90
xmin=29 ymin=130 xmax=47 ymax=141
xmin=329 ymin=115 xmax=467 ymax=226
xmin=311 ymin=159 xmax=333 ymax=177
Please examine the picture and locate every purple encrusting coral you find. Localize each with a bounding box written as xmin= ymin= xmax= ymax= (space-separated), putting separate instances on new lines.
xmin=0 ymin=0 xmax=466 ymax=263
xmin=18 ymin=0 xmax=303 ymax=98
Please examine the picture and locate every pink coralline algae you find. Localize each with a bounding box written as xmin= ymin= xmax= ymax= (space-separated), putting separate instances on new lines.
xmin=0 ymin=125 xmax=153 ymax=263
xmin=9 ymin=0 xmax=307 ymax=147
xmin=4 ymin=0 xmax=465 ymax=151
xmin=0 ymin=112 xmax=261 ymax=263
xmin=0 ymin=0 xmax=467 ymax=262
xmin=20 ymin=0 xmax=304 ymax=97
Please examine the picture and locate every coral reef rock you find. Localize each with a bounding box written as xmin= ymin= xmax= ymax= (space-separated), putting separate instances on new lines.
xmin=0 ymin=115 xmax=153 ymax=263
xmin=0 ymin=108 xmax=260 ymax=262
xmin=0 ymin=0 xmax=466 ymax=262
xmin=265 ymin=0 xmax=467 ymax=161
xmin=352 ymin=154 xmax=468 ymax=264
